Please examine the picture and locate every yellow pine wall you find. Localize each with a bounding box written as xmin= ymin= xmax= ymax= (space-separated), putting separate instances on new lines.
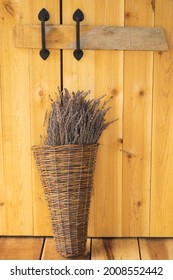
xmin=0 ymin=0 xmax=173 ymax=236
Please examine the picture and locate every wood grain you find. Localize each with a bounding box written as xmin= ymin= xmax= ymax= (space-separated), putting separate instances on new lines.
xmin=139 ymin=238 xmax=173 ymax=260
xmin=42 ymin=238 xmax=90 ymax=260
xmin=0 ymin=0 xmax=173 ymax=237
xmin=14 ymin=25 xmax=168 ymax=50
xmin=29 ymin=0 xmax=60 ymax=236
xmin=91 ymin=238 xmax=140 ymax=260
xmin=0 ymin=0 xmax=33 ymax=235
xmin=1 ymin=237 xmax=173 ymax=260
xmin=0 ymin=59 xmax=4 ymax=234
xmin=122 ymin=0 xmax=153 ymax=236
xmin=62 ymin=0 xmax=124 ymax=237
xmin=151 ymin=0 xmax=173 ymax=236
xmin=0 ymin=237 xmax=43 ymax=260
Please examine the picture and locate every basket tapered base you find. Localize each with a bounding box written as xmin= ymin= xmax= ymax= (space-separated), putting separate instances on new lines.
xmin=32 ymin=144 xmax=98 ymax=257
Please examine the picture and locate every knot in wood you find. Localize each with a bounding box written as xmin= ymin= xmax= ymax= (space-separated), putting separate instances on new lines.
xmin=125 ymin=11 xmax=131 ymax=18
xmin=137 ymin=201 xmax=142 ymax=207
xmin=139 ymin=89 xmax=145 ymax=96
xmin=4 ymin=1 xmax=15 ymax=16
xmin=127 ymin=152 xmax=133 ymax=159
xmin=39 ymin=90 xmax=44 ymax=97
xmin=117 ymin=138 xmax=123 ymax=144
xmin=111 ymin=88 xmax=118 ymax=96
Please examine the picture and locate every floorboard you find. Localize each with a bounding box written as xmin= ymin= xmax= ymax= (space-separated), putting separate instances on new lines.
xmin=139 ymin=238 xmax=173 ymax=260
xmin=91 ymin=238 xmax=140 ymax=260
xmin=0 ymin=237 xmax=44 ymax=260
xmin=0 ymin=237 xmax=173 ymax=260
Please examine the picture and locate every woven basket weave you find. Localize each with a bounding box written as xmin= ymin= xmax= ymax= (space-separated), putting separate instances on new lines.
xmin=32 ymin=144 xmax=98 ymax=257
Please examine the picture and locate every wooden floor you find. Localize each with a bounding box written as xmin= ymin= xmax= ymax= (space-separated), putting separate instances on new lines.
xmin=0 ymin=237 xmax=173 ymax=260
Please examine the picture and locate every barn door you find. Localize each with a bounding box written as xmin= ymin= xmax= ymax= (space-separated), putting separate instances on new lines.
xmin=1 ymin=0 xmax=173 ymax=237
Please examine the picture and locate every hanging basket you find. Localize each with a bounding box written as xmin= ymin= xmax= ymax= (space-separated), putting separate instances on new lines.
xmin=32 ymin=143 xmax=98 ymax=257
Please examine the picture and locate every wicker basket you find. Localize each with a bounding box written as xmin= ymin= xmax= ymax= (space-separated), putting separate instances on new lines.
xmin=32 ymin=144 xmax=98 ymax=257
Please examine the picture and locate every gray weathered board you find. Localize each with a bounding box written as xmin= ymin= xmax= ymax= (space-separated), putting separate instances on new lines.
xmin=14 ymin=25 xmax=168 ymax=51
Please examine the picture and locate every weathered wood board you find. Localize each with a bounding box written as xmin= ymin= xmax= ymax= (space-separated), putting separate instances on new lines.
xmin=14 ymin=25 xmax=168 ymax=50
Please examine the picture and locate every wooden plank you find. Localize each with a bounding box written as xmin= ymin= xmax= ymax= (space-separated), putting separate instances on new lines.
xmin=0 ymin=0 xmax=33 ymax=234
xmin=62 ymin=0 xmax=124 ymax=237
xmin=91 ymin=238 xmax=140 ymax=260
xmin=42 ymin=238 xmax=90 ymax=260
xmin=14 ymin=25 xmax=168 ymax=51
xmin=151 ymin=0 xmax=173 ymax=236
xmin=0 ymin=237 xmax=43 ymax=260
xmin=122 ymin=0 xmax=153 ymax=236
xmin=139 ymin=238 xmax=173 ymax=260
xmin=29 ymin=1 xmax=61 ymax=236
xmin=0 ymin=64 xmax=5 ymax=234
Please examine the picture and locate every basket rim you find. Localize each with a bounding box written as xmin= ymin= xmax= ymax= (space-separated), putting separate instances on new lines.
xmin=32 ymin=143 xmax=99 ymax=150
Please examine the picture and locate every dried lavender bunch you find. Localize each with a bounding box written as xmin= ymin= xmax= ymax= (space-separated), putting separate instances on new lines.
xmin=44 ymin=88 xmax=114 ymax=146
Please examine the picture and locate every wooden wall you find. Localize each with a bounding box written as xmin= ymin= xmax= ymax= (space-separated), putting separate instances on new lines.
xmin=0 ymin=0 xmax=173 ymax=237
